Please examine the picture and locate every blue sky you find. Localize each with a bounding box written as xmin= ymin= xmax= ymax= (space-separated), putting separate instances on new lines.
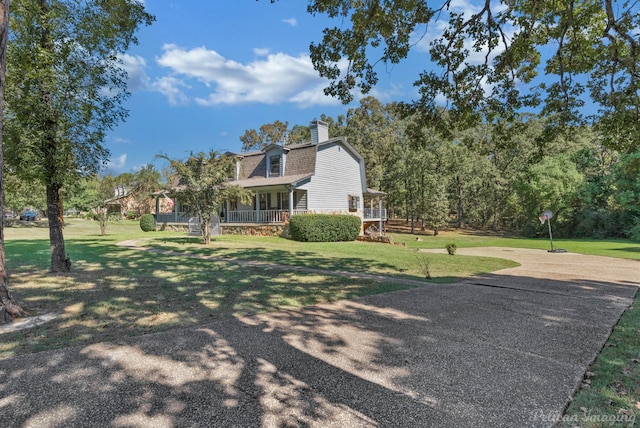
xmin=104 ymin=0 xmax=430 ymax=174
xmin=105 ymin=0 xmax=503 ymax=175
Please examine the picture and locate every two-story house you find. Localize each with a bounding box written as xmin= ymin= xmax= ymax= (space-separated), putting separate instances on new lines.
xmin=155 ymin=120 xmax=386 ymax=233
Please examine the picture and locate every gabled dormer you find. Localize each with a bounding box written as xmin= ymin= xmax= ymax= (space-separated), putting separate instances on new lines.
xmin=263 ymin=144 xmax=289 ymax=178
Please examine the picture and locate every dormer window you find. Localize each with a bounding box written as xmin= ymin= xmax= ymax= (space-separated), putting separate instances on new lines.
xmin=269 ymin=155 xmax=281 ymax=177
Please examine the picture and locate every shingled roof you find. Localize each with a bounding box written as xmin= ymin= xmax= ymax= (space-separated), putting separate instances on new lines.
xmin=235 ymin=142 xmax=317 ymax=186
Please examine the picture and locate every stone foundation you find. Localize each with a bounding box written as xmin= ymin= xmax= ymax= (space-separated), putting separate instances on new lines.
xmin=156 ymin=223 xmax=189 ymax=232
xmin=221 ymin=224 xmax=285 ymax=237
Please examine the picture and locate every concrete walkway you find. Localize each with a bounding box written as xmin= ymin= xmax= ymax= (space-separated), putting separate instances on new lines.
xmin=0 ymin=247 xmax=638 ymax=427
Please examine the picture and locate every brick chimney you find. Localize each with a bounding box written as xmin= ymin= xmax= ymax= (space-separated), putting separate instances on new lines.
xmin=310 ymin=120 xmax=329 ymax=144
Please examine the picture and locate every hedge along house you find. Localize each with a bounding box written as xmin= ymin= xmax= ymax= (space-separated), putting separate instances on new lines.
xmin=155 ymin=120 xmax=387 ymax=235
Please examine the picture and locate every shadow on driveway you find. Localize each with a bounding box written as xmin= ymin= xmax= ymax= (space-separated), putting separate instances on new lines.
xmin=1 ymin=250 xmax=638 ymax=428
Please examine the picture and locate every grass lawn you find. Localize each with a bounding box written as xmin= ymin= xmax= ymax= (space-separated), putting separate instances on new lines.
xmin=1 ymin=219 xmax=516 ymax=359
xmin=390 ymin=229 xmax=640 ymax=260
xmin=1 ymin=219 xmax=638 ymax=426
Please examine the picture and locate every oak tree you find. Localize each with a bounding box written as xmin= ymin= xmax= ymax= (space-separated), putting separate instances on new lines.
xmin=4 ymin=0 xmax=154 ymax=272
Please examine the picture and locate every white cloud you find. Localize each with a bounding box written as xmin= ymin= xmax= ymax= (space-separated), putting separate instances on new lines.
xmin=254 ymin=48 xmax=270 ymax=56
xmin=120 ymin=53 xmax=150 ymax=92
xmin=112 ymin=137 xmax=131 ymax=144
xmin=106 ymin=154 xmax=127 ymax=170
xmin=282 ymin=18 xmax=298 ymax=27
xmin=152 ymin=76 xmax=190 ymax=106
xmin=155 ymin=44 xmax=338 ymax=107
xmin=288 ymin=84 xmax=341 ymax=107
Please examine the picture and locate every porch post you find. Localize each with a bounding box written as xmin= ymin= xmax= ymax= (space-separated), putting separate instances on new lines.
xmin=154 ymin=195 xmax=159 ymax=227
xmin=288 ymin=188 xmax=294 ymax=216
xmin=174 ymin=197 xmax=178 ymax=222
xmin=225 ymin=200 xmax=230 ymax=223
xmin=379 ymin=197 xmax=384 ymax=236
xmin=255 ymin=190 xmax=260 ymax=223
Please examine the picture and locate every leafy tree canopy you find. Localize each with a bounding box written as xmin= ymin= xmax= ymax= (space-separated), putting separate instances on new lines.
xmin=294 ymin=0 xmax=639 ymax=151
xmin=5 ymin=0 xmax=155 ymax=183
xmin=240 ymin=115 xmax=346 ymax=151
xmin=159 ymin=151 xmax=252 ymax=244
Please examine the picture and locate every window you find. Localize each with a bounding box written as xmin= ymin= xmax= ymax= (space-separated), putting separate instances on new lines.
xmin=280 ymin=191 xmax=289 ymax=210
xmin=259 ymin=193 xmax=268 ymax=211
xmin=270 ymin=155 xmax=281 ymax=176
xmin=349 ymin=195 xmax=360 ymax=212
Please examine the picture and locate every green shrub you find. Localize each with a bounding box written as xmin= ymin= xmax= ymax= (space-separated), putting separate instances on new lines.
xmin=139 ymin=214 xmax=156 ymax=232
xmin=289 ymin=214 xmax=361 ymax=242
xmin=446 ymin=242 xmax=457 ymax=255
xmin=126 ymin=211 xmax=137 ymax=220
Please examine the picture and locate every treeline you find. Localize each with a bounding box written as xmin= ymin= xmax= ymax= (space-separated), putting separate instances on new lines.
xmin=11 ymin=96 xmax=638 ymax=241
xmin=243 ymin=97 xmax=640 ymax=240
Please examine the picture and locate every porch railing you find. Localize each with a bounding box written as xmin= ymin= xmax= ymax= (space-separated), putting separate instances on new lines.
xmin=155 ymin=212 xmax=191 ymax=223
xmin=225 ymin=209 xmax=303 ymax=223
xmin=364 ymin=208 xmax=387 ymax=220
xmin=155 ymin=209 xmax=386 ymax=224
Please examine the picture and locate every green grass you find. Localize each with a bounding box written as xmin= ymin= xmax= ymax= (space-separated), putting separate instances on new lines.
xmin=0 ymin=219 xmax=513 ymax=358
xmin=557 ymin=302 xmax=640 ymax=427
xmin=391 ymin=230 xmax=640 ymax=260
xmin=140 ymin=234 xmax=518 ymax=283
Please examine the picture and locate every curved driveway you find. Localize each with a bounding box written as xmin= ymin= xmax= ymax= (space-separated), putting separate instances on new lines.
xmin=0 ymin=247 xmax=638 ymax=427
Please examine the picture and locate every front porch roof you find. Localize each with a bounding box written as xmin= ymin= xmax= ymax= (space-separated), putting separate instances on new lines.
xmin=233 ymin=173 xmax=313 ymax=189
xmin=364 ymin=188 xmax=387 ymax=197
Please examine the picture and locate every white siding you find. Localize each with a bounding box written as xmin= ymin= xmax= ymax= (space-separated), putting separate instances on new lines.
xmin=298 ymin=142 xmax=364 ymax=212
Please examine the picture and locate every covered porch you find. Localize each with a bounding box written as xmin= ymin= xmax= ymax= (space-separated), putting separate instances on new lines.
xmin=222 ymin=184 xmax=308 ymax=224
xmin=153 ymin=187 xmax=387 ymax=226
xmin=362 ymin=188 xmax=387 ymax=235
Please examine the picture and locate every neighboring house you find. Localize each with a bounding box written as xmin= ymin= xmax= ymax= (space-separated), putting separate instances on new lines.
xmin=105 ymin=186 xmax=154 ymax=217
xmin=155 ymin=120 xmax=387 ymax=231
xmin=104 ymin=186 xmax=134 ymax=216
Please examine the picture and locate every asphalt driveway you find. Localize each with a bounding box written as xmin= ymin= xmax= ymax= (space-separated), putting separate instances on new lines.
xmin=0 ymin=247 xmax=638 ymax=427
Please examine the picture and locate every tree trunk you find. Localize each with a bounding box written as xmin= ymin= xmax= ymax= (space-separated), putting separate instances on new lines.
xmin=37 ymin=0 xmax=68 ymax=272
xmin=0 ymin=0 xmax=27 ymax=323
xmin=201 ymin=215 xmax=211 ymax=245
xmin=47 ymin=182 xmax=71 ymax=272
xmin=98 ymin=207 xmax=107 ymax=236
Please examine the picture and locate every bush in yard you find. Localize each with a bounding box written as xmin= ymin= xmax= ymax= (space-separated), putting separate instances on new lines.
xmin=126 ymin=211 xmax=137 ymax=220
xmin=289 ymin=214 xmax=361 ymax=242
xmin=139 ymin=214 xmax=155 ymax=232
xmin=446 ymin=242 xmax=457 ymax=255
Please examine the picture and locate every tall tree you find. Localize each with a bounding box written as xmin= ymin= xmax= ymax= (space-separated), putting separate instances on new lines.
xmin=240 ymin=120 xmax=290 ymax=151
xmin=0 ymin=0 xmax=26 ymax=323
xmin=344 ymin=97 xmax=403 ymax=192
xmin=4 ymin=0 xmax=153 ymax=272
xmin=160 ymin=152 xmax=252 ymax=245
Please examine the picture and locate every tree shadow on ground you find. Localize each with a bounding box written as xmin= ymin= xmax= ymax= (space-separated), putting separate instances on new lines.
xmin=1 ymin=266 xmax=638 ymax=427
xmin=145 ymin=236 xmax=405 ymax=276
xmin=1 ymin=237 xmax=418 ymax=358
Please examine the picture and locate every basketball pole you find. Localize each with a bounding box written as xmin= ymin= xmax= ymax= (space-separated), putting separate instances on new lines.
xmin=547 ymin=218 xmax=555 ymax=252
